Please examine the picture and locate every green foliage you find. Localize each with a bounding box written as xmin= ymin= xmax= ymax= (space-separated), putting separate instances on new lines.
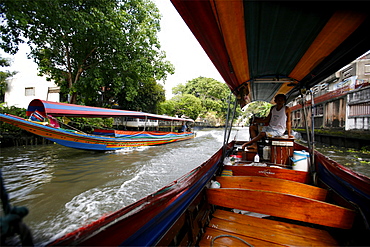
xmin=64 ymin=117 xmax=114 ymax=133
xmin=298 ymin=128 xmax=370 ymax=142
xmin=175 ymin=77 xmax=230 ymax=117
xmin=159 ymin=100 xmax=177 ymax=117
xmin=162 ymin=76 xmax=234 ymax=122
xmin=361 ymin=146 xmax=370 ymax=153
xmin=170 ymin=94 xmax=202 ymax=120
xmin=0 ymin=105 xmax=27 ymax=132
xmin=359 ymin=160 xmax=370 ymax=165
xmin=241 ymin=101 xmax=273 ymax=125
xmin=0 ymin=0 xmax=174 ymax=109
xmin=115 ymin=78 xmax=166 ymax=114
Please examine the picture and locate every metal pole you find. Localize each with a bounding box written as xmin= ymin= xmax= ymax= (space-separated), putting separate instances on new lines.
xmin=222 ymin=92 xmax=237 ymax=158
xmin=226 ymin=96 xmax=238 ymax=144
xmin=143 ymin=116 xmax=147 ymax=131
xmin=301 ymin=90 xmax=312 ymax=151
xmin=309 ymin=89 xmax=316 ymax=177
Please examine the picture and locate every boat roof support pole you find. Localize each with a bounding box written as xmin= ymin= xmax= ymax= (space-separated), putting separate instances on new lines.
xmin=226 ymin=96 xmax=238 ymax=143
xmin=222 ymin=92 xmax=237 ymax=159
xmin=301 ymin=89 xmax=316 ymax=183
xmin=143 ymin=116 xmax=147 ymax=131
xmin=309 ymin=89 xmax=316 ymax=175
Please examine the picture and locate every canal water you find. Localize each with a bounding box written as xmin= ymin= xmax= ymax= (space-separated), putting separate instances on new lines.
xmin=1 ymin=128 xmax=369 ymax=245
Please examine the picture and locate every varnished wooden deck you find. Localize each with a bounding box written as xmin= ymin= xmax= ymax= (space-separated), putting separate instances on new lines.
xmin=200 ymin=166 xmax=355 ymax=246
xmin=199 ymin=210 xmax=338 ymax=246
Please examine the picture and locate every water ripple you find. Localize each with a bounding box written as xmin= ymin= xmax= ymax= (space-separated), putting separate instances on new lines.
xmin=0 ymin=129 xmax=235 ymax=245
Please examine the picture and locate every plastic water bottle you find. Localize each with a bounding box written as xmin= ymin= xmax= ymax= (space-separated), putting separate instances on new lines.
xmin=263 ymin=146 xmax=271 ymax=160
xmin=254 ymin=153 xmax=260 ymax=163
xmin=210 ymin=180 xmax=221 ymax=188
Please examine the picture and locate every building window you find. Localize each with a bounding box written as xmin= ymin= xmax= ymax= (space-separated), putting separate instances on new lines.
xmin=25 ymin=87 xmax=35 ymax=96
xmin=342 ymin=66 xmax=353 ymax=79
xmin=365 ymin=64 xmax=370 ymax=75
xmin=313 ymin=104 xmax=324 ymax=116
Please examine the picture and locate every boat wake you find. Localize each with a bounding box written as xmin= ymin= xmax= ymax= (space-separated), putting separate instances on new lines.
xmin=2 ymin=128 xmax=231 ymax=246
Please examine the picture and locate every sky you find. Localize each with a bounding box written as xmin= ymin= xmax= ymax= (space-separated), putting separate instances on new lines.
xmin=0 ymin=0 xmax=223 ymax=100
xmin=153 ymin=0 xmax=223 ymax=98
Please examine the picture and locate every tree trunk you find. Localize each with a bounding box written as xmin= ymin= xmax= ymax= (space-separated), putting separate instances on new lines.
xmin=70 ymin=92 xmax=78 ymax=104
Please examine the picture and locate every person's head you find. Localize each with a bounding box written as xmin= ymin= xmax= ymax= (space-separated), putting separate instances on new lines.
xmin=274 ymin=94 xmax=287 ymax=105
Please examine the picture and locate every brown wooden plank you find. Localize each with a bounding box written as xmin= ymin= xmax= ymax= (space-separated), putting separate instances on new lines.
xmin=207 ymin=188 xmax=355 ymax=229
xmin=224 ymin=165 xmax=309 ymax=183
xmin=213 ymin=210 xmax=337 ymax=245
xmin=199 ymin=227 xmax=285 ymax=247
xmin=216 ymin=176 xmax=327 ymax=201
xmin=209 ymin=217 xmax=335 ymax=246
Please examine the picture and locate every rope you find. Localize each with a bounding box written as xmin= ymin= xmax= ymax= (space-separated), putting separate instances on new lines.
xmin=211 ymin=234 xmax=254 ymax=247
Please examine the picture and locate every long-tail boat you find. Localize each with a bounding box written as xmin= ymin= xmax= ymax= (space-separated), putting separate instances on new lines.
xmin=2 ymin=1 xmax=370 ymax=246
xmin=0 ymin=99 xmax=195 ymax=151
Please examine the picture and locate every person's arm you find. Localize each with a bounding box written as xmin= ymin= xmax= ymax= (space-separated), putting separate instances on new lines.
xmin=254 ymin=108 xmax=273 ymax=124
xmin=285 ymin=106 xmax=293 ymax=138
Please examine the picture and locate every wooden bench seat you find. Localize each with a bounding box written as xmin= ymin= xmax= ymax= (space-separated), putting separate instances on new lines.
xmin=199 ymin=227 xmax=284 ymax=247
xmin=224 ymin=165 xmax=309 ymax=183
xmin=199 ymin=210 xmax=338 ymax=246
xmin=207 ymin=188 xmax=355 ymax=229
xmin=216 ymin=176 xmax=327 ymax=201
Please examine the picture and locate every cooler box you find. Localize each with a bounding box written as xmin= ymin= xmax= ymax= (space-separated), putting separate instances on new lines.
xmin=292 ymin=150 xmax=310 ymax=171
xmin=269 ymin=138 xmax=294 ymax=165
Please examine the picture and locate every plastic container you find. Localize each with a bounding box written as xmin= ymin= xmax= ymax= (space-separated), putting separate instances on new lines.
xmin=254 ymin=153 xmax=260 ymax=163
xmin=210 ymin=180 xmax=221 ymax=188
xmin=292 ymin=150 xmax=310 ymax=171
xmin=263 ymin=146 xmax=271 ymax=160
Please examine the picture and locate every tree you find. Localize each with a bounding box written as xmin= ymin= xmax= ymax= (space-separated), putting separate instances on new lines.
xmin=171 ymin=94 xmax=202 ymax=120
xmin=241 ymin=101 xmax=273 ymax=125
xmin=160 ymin=77 xmax=238 ymax=123
xmin=0 ymin=0 xmax=174 ymax=107
xmin=116 ymin=78 xmax=166 ymax=113
xmin=160 ymin=94 xmax=203 ymax=120
xmin=172 ymin=77 xmax=234 ymax=121
xmin=159 ymin=99 xmax=177 ymax=117
xmin=0 ymin=56 xmax=16 ymax=102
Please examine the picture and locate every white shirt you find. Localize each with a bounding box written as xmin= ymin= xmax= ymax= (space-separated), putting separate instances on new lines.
xmin=269 ymin=106 xmax=287 ymax=133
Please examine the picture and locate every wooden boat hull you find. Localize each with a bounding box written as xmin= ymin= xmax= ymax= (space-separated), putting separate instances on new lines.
xmin=46 ymin=140 xmax=370 ymax=246
xmin=0 ymin=113 xmax=195 ymax=151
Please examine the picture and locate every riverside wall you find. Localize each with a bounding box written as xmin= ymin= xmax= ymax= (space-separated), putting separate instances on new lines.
xmin=297 ymin=130 xmax=369 ymax=150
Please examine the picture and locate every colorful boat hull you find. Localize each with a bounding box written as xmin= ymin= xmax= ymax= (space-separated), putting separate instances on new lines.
xmin=0 ymin=113 xmax=195 ymax=151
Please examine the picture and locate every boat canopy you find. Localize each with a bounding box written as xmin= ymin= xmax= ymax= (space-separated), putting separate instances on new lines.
xmin=171 ymin=1 xmax=370 ymax=106
xmin=26 ymin=99 xmax=194 ymax=122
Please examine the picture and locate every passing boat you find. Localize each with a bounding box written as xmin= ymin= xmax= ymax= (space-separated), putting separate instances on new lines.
xmin=0 ymin=99 xmax=195 ymax=151
xmin=1 ymin=1 xmax=370 ymax=246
